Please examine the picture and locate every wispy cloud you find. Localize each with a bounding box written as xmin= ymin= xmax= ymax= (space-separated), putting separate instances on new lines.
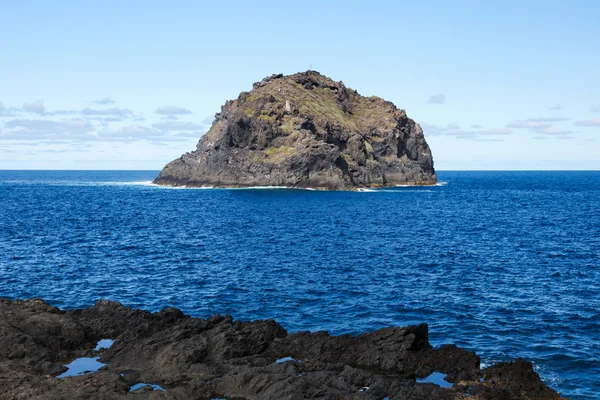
xmin=202 ymin=115 xmax=215 ymax=125
xmin=427 ymin=93 xmax=445 ymax=104
xmin=506 ymin=120 xmax=551 ymax=129
xmin=422 ymin=122 xmax=511 ymax=139
xmin=151 ymin=121 xmax=205 ymax=131
xmin=92 ymin=98 xmax=116 ymax=105
xmin=97 ymin=124 xmax=162 ymax=141
xmin=479 ymin=128 xmax=512 ymax=135
xmin=1 ymin=114 xmax=208 ymax=143
xmin=549 ymin=104 xmax=562 ymax=111
xmin=535 ymin=127 xmax=573 ymax=135
xmin=1 ymin=118 xmax=95 ymax=140
xmin=80 ymin=108 xmax=133 ymax=117
xmin=0 ymin=101 xmax=10 ymax=117
xmin=155 ymin=105 xmax=192 ymax=115
xmin=506 ymin=117 xmax=573 ymax=136
xmin=0 ymin=99 xmax=218 ymax=145
xmin=591 ymin=105 xmax=600 ymax=113
xmin=574 ymin=118 xmax=600 ymax=127
xmin=524 ymin=117 xmax=569 ymax=122
xmin=23 ymin=100 xmax=45 ymax=114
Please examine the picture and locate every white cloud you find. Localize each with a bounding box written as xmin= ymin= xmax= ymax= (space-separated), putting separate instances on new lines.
xmin=506 ymin=121 xmax=551 ymax=129
xmin=525 ymin=117 xmax=569 ymax=122
xmin=479 ymin=128 xmax=512 ymax=135
xmin=23 ymin=100 xmax=45 ymax=114
xmin=591 ymin=105 xmax=600 ymax=113
xmin=95 ymin=120 xmax=207 ymax=143
xmin=426 ymin=93 xmax=445 ymax=104
xmin=92 ymin=98 xmax=116 ymax=105
xmin=202 ymin=115 xmax=215 ymax=125
xmin=1 ymin=118 xmax=95 ymax=140
xmin=422 ymin=123 xmax=511 ymax=139
xmin=535 ymin=127 xmax=573 ymax=135
xmin=0 ymin=101 xmax=13 ymax=117
xmin=152 ymin=121 xmax=205 ymax=131
xmin=81 ymin=108 xmax=132 ymax=117
xmin=575 ymin=118 xmax=600 ymax=127
xmin=97 ymin=124 xmax=162 ymax=141
xmin=155 ymin=105 xmax=192 ymax=115
xmin=506 ymin=117 xmax=573 ymax=136
xmin=549 ymin=104 xmax=562 ymax=111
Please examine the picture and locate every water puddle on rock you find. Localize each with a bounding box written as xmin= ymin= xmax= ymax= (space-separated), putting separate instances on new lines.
xmin=275 ymin=356 xmax=300 ymax=363
xmin=129 ymin=383 xmax=166 ymax=392
xmin=56 ymin=357 xmax=107 ymax=378
xmin=416 ymin=371 xmax=452 ymax=388
xmin=56 ymin=339 xmax=114 ymax=378
xmin=94 ymin=339 xmax=115 ymax=351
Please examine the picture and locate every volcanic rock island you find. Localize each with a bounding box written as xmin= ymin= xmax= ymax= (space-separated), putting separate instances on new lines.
xmin=0 ymin=299 xmax=563 ymax=399
xmin=154 ymin=71 xmax=436 ymax=189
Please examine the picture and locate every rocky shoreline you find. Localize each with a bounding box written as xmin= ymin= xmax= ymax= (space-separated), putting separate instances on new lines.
xmin=0 ymin=298 xmax=563 ymax=399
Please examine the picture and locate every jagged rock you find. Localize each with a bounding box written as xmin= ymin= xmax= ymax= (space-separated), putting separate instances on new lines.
xmin=154 ymin=71 xmax=436 ymax=190
xmin=0 ymin=298 xmax=563 ymax=399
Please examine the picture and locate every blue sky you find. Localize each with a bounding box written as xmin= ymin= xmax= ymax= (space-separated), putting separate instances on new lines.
xmin=1 ymin=1 xmax=599 ymax=170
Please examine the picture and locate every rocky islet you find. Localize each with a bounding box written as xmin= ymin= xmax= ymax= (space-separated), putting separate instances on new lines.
xmin=154 ymin=71 xmax=436 ymax=190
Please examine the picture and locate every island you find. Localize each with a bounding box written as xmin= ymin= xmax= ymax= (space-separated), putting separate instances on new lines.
xmin=154 ymin=71 xmax=436 ymax=190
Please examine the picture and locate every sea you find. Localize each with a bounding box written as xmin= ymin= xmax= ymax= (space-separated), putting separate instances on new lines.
xmin=0 ymin=170 xmax=598 ymax=399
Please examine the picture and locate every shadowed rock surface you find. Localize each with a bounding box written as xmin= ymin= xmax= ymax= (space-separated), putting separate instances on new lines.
xmin=0 ymin=299 xmax=564 ymax=399
xmin=154 ymin=71 xmax=436 ymax=190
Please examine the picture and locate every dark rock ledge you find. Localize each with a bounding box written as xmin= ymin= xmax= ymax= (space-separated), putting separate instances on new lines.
xmin=0 ymin=298 xmax=563 ymax=399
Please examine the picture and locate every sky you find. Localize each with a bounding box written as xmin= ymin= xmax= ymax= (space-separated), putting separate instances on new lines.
xmin=1 ymin=1 xmax=599 ymax=170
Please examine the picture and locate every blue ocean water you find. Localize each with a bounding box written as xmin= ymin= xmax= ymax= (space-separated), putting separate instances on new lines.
xmin=0 ymin=170 xmax=598 ymax=398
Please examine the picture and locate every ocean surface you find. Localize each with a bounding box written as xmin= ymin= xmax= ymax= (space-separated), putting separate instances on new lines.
xmin=0 ymin=170 xmax=598 ymax=398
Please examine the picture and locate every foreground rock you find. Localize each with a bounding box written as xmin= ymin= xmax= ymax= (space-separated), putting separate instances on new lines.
xmin=154 ymin=71 xmax=436 ymax=190
xmin=0 ymin=298 xmax=563 ymax=399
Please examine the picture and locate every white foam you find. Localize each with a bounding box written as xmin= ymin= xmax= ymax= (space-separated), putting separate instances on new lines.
xmin=232 ymin=186 xmax=291 ymax=190
xmin=358 ymin=188 xmax=434 ymax=193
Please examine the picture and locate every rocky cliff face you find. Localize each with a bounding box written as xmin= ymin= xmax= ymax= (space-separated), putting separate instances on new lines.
xmin=154 ymin=71 xmax=436 ymax=189
xmin=0 ymin=299 xmax=564 ymax=399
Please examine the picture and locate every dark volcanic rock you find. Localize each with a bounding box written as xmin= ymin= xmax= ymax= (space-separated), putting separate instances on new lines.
xmin=154 ymin=71 xmax=436 ymax=190
xmin=0 ymin=298 xmax=564 ymax=400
